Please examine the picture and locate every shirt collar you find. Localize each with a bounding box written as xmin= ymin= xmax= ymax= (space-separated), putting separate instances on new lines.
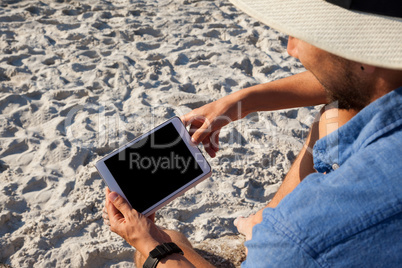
xmin=313 ymin=87 xmax=402 ymax=173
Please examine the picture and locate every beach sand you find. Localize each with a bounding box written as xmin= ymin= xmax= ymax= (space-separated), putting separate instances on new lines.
xmin=0 ymin=0 xmax=319 ymax=267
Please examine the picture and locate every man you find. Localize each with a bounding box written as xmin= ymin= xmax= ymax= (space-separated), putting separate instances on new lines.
xmin=103 ymin=0 xmax=402 ymax=267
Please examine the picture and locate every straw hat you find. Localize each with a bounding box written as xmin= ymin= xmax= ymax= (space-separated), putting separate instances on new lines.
xmin=228 ymin=0 xmax=402 ymax=70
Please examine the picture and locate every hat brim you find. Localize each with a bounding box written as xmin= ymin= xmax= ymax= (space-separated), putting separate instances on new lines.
xmin=229 ymin=0 xmax=402 ymax=70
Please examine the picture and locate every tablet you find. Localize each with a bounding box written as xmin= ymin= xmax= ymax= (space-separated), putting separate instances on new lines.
xmin=96 ymin=116 xmax=212 ymax=217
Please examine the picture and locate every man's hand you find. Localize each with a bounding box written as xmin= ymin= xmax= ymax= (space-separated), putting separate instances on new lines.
xmin=104 ymin=188 xmax=171 ymax=257
xmin=234 ymin=215 xmax=255 ymax=241
xmin=234 ymin=209 xmax=264 ymax=255
xmin=180 ymin=94 xmax=245 ymax=158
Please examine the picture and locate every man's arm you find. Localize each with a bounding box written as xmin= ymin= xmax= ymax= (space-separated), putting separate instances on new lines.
xmin=235 ymin=107 xmax=358 ymax=245
xmin=181 ymin=71 xmax=327 ymax=157
xmin=238 ymin=70 xmax=327 ymax=116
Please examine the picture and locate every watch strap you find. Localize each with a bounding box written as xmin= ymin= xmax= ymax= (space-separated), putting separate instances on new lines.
xmin=143 ymin=243 xmax=184 ymax=268
xmin=143 ymin=255 xmax=159 ymax=268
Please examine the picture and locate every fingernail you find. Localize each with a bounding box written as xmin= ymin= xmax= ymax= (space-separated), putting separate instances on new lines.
xmin=191 ymin=137 xmax=197 ymax=144
xmin=109 ymin=192 xmax=118 ymax=202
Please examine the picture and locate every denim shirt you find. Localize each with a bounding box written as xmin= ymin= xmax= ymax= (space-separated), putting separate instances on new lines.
xmin=243 ymin=87 xmax=402 ymax=267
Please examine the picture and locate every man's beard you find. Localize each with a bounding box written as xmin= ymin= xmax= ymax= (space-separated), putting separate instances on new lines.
xmin=323 ymin=73 xmax=372 ymax=110
xmin=314 ymin=58 xmax=373 ymax=111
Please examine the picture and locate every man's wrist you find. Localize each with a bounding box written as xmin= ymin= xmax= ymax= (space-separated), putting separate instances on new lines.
xmin=133 ymin=238 xmax=163 ymax=258
xmin=230 ymin=87 xmax=254 ymax=118
xmin=143 ymin=243 xmax=184 ymax=268
xmin=238 ymin=83 xmax=270 ymax=116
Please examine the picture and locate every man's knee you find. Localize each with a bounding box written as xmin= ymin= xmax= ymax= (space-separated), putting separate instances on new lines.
xmin=317 ymin=104 xmax=358 ymax=139
xmin=301 ymin=105 xmax=358 ymax=161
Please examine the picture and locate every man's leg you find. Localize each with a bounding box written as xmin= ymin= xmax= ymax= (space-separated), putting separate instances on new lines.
xmin=235 ymin=105 xmax=358 ymax=242
xmin=134 ymin=229 xmax=215 ymax=268
xmin=267 ymin=105 xmax=358 ymax=208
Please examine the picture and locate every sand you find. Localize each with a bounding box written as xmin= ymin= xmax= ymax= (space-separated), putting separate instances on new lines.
xmin=0 ymin=0 xmax=319 ymax=267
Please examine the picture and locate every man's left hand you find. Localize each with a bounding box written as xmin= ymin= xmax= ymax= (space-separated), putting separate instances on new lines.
xmin=234 ymin=214 xmax=256 ymax=241
xmin=103 ymin=188 xmax=171 ymax=257
xmin=234 ymin=209 xmax=264 ymax=238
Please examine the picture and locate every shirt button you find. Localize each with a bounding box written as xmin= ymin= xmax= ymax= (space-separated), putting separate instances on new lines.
xmin=332 ymin=163 xmax=340 ymax=170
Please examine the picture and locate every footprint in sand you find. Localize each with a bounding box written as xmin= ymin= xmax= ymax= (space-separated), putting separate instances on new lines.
xmin=57 ymin=23 xmax=81 ymax=31
xmin=0 ymin=139 xmax=29 ymax=158
xmin=0 ymin=94 xmax=28 ymax=114
xmin=21 ymin=176 xmax=48 ymax=194
xmin=71 ymin=63 xmax=96 ymax=72
xmin=2 ymin=54 xmax=31 ymax=67
xmin=0 ymin=14 xmax=25 ymax=23
xmin=136 ymin=42 xmax=161 ymax=51
xmin=79 ymin=51 xmax=99 ymax=59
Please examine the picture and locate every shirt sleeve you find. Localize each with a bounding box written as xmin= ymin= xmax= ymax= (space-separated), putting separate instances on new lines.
xmin=241 ymin=208 xmax=321 ymax=268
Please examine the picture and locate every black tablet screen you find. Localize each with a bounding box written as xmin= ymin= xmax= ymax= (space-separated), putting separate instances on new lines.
xmin=104 ymin=122 xmax=203 ymax=213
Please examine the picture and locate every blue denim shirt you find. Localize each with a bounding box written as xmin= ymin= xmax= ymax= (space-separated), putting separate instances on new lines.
xmin=243 ymin=87 xmax=402 ymax=267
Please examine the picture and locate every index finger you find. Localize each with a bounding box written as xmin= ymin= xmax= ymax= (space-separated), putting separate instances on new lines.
xmin=180 ymin=112 xmax=193 ymax=127
xmin=105 ymin=187 xmax=112 ymax=205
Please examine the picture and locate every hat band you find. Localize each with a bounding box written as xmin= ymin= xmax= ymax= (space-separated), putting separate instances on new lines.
xmin=326 ymin=0 xmax=402 ymax=18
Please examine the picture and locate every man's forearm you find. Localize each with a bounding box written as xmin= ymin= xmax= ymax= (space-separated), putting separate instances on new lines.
xmin=232 ymin=71 xmax=327 ymax=117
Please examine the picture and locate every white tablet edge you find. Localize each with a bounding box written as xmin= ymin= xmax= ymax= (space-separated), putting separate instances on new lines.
xmin=96 ymin=116 xmax=212 ymax=217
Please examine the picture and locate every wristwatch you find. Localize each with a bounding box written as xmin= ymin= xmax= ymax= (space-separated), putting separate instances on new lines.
xmin=143 ymin=242 xmax=184 ymax=268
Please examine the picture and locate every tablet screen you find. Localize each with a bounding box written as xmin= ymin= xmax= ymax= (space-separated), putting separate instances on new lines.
xmin=104 ymin=122 xmax=203 ymax=213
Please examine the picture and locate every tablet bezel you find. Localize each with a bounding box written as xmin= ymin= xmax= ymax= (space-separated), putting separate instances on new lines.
xmin=96 ymin=116 xmax=212 ymax=217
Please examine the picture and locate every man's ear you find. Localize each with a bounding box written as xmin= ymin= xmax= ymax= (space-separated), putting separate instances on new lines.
xmin=361 ymin=64 xmax=376 ymax=74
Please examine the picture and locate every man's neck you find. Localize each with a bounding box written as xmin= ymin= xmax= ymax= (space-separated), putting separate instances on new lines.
xmin=364 ymin=68 xmax=402 ymax=106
